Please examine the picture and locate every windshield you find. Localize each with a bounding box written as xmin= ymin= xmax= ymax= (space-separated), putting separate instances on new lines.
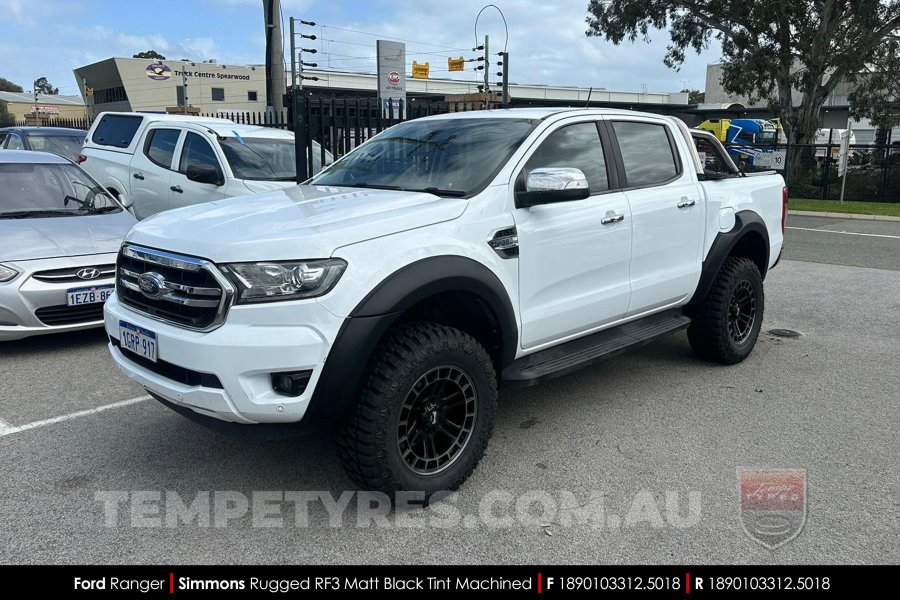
xmin=27 ymin=134 xmax=86 ymax=162
xmin=0 ymin=162 xmax=121 ymax=219
xmin=757 ymin=130 xmax=777 ymax=142
xmin=219 ymin=137 xmax=331 ymax=181
xmin=311 ymin=118 xmax=538 ymax=196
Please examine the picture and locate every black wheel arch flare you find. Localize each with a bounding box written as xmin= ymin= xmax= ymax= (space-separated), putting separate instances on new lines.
xmin=690 ymin=209 xmax=770 ymax=309
xmin=306 ymin=256 xmax=518 ymax=422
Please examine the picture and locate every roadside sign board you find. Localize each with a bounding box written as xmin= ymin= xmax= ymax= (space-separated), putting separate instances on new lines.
xmin=838 ymin=130 xmax=851 ymax=177
xmin=377 ymin=40 xmax=406 ymax=118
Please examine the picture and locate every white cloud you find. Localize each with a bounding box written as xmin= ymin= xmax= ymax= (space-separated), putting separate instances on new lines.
xmin=303 ymin=0 xmax=720 ymax=92
xmin=0 ymin=0 xmax=721 ymax=96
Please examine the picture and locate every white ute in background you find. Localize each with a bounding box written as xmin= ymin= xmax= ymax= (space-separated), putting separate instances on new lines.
xmin=78 ymin=112 xmax=332 ymax=219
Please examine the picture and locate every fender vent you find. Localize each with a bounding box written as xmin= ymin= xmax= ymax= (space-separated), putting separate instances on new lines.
xmin=489 ymin=227 xmax=518 ymax=259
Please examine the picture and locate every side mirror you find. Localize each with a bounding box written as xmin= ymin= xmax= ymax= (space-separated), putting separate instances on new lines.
xmin=114 ymin=190 xmax=134 ymax=208
xmin=516 ymin=167 xmax=590 ymax=208
xmin=185 ymin=164 xmax=224 ymax=186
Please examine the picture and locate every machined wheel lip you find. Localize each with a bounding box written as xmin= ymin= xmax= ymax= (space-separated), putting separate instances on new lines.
xmin=396 ymin=364 xmax=478 ymax=477
xmin=728 ymin=280 xmax=757 ymax=344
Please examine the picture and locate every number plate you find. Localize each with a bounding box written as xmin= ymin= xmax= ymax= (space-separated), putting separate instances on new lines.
xmin=66 ymin=285 xmax=115 ymax=306
xmin=118 ymin=320 xmax=158 ymax=363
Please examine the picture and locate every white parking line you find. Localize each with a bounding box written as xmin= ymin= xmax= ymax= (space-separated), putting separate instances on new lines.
xmin=0 ymin=417 xmax=16 ymax=436
xmin=0 ymin=395 xmax=151 ymax=439
xmin=786 ymin=226 xmax=900 ymax=240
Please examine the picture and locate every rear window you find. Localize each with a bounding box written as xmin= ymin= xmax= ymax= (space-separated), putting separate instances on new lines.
xmin=28 ymin=134 xmax=86 ymax=162
xmin=611 ymin=121 xmax=681 ymax=188
xmin=144 ymin=128 xmax=181 ymax=168
xmin=91 ymin=114 xmax=142 ymax=148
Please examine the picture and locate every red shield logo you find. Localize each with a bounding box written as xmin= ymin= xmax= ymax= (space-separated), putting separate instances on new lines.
xmin=738 ymin=468 xmax=806 ymax=549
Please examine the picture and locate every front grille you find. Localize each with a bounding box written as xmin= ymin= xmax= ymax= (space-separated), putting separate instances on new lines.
xmin=35 ymin=303 xmax=104 ymax=326
xmin=116 ymin=245 xmax=231 ymax=330
xmin=110 ymin=336 xmax=223 ymax=388
xmin=33 ymin=264 xmax=116 ymax=283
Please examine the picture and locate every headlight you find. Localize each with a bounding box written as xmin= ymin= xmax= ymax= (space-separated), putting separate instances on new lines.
xmin=0 ymin=264 xmax=19 ymax=283
xmin=220 ymin=259 xmax=347 ymax=304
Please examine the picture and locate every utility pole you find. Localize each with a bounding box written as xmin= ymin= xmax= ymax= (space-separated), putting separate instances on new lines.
xmin=263 ymin=0 xmax=287 ymax=118
xmin=289 ymin=17 xmax=318 ymax=182
xmin=483 ymin=35 xmax=490 ymax=95
xmin=82 ymin=77 xmax=90 ymax=120
xmin=181 ymin=66 xmax=189 ymax=114
xmin=497 ymin=52 xmax=509 ymax=108
xmin=33 ymin=79 xmax=38 ymax=124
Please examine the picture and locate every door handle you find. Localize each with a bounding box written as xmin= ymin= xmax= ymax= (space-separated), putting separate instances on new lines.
xmin=170 ymin=185 xmax=183 ymax=193
xmin=132 ymin=173 xmax=144 ymax=180
xmin=677 ymin=198 xmax=696 ymax=208
xmin=601 ymin=214 xmax=625 ymax=225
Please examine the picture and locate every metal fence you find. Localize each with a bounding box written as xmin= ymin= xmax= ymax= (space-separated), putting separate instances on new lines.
xmin=13 ymin=117 xmax=92 ymax=129
xmin=290 ymin=97 xmax=477 ymax=175
xmin=724 ymin=130 xmax=899 ymax=202
xmin=19 ymin=103 xmax=900 ymax=202
xmin=200 ymin=97 xmax=488 ymax=178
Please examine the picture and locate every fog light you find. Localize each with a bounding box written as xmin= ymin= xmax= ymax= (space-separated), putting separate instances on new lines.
xmin=272 ymin=370 xmax=312 ymax=397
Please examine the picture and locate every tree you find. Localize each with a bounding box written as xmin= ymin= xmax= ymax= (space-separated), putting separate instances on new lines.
xmin=133 ymin=50 xmax=166 ymax=60
xmin=0 ymin=100 xmax=14 ymax=127
xmin=586 ymin=0 xmax=900 ymax=181
xmin=33 ymin=77 xmax=58 ymax=95
xmin=0 ymin=76 xmax=23 ymax=93
xmin=681 ymin=88 xmax=705 ymax=104
xmin=848 ymin=38 xmax=900 ymax=129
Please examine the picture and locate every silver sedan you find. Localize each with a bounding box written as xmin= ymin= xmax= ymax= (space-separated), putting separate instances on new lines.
xmin=0 ymin=150 xmax=136 ymax=341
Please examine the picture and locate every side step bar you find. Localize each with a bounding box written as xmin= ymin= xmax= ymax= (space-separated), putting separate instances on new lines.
xmin=502 ymin=309 xmax=691 ymax=388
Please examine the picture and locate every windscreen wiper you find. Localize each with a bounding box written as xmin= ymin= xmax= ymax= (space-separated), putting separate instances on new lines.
xmin=0 ymin=210 xmax=78 ymax=219
xmin=79 ymin=205 xmax=121 ymax=214
xmin=337 ymin=183 xmax=404 ymax=191
xmin=411 ymin=187 xmax=468 ymax=197
xmin=64 ymin=195 xmax=87 ymax=208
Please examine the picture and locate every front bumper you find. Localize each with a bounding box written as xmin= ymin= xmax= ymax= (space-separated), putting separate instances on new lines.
xmin=0 ymin=254 xmax=117 ymax=342
xmin=103 ymin=293 xmax=344 ymax=424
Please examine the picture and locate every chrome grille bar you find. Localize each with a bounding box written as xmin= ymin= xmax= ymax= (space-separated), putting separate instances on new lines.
xmin=32 ymin=264 xmax=116 ymax=282
xmin=116 ymin=244 xmax=235 ymax=331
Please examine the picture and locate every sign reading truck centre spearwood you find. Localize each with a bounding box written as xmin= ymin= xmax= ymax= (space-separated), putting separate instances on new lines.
xmin=179 ymin=70 xmax=252 ymax=81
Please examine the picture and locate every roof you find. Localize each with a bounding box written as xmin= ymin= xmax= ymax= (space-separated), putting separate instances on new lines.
xmin=303 ymin=68 xmax=690 ymax=106
xmin=412 ymin=107 xmax=677 ymax=121
xmin=96 ymin=112 xmax=234 ymax=127
xmin=0 ymin=92 xmax=85 ymax=106
xmin=0 ymin=149 xmax=71 ymax=164
xmin=0 ymin=127 xmax=87 ymax=136
xmin=204 ymin=124 xmax=293 ymax=139
xmin=92 ymin=112 xmax=291 ymax=139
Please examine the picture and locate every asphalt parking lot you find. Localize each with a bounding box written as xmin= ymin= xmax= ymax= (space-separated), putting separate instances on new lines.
xmin=1 ymin=214 xmax=898 ymax=564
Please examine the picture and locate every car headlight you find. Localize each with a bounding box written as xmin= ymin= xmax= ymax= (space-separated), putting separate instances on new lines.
xmin=220 ymin=259 xmax=347 ymax=304
xmin=0 ymin=264 xmax=19 ymax=283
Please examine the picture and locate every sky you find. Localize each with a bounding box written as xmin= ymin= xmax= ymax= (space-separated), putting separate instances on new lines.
xmin=0 ymin=0 xmax=722 ymax=96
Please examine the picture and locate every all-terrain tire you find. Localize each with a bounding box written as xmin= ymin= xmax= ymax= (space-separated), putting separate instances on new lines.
xmin=688 ymin=256 xmax=764 ymax=365
xmin=336 ymin=322 xmax=498 ymax=498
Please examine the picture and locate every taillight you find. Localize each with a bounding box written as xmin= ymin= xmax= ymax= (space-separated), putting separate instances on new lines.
xmin=76 ymin=154 xmax=87 ymax=164
xmin=781 ymin=186 xmax=788 ymax=233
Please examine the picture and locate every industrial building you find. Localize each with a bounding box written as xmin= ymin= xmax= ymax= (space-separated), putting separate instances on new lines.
xmin=0 ymin=91 xmax=86 ymax=123
xmin=72 ymin=56 xmax=692 ymax=117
